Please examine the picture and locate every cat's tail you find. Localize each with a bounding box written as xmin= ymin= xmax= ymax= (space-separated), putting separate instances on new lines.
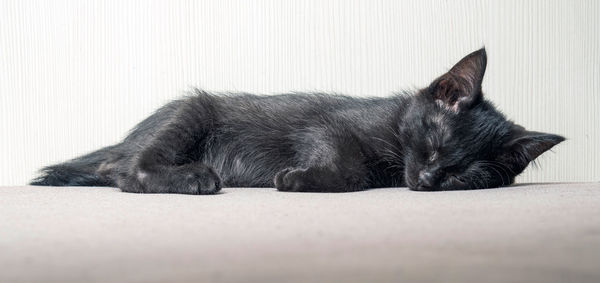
xmin=30 ymin=145 xmax=120 ymax=187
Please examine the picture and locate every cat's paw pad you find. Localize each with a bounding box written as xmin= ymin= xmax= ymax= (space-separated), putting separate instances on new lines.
xmin=274 ymin=167 xmax=310 ymax=192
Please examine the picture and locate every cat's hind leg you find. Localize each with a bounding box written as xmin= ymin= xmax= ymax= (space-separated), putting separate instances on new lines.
xmin=118 ymin=95 xmax=221 ymax=194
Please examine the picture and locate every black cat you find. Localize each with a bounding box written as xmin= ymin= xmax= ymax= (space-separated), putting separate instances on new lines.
xmin=31 ymin=48 xmax=564 ymax=193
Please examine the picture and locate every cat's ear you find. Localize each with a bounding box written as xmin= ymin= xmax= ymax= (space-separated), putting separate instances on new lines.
xmin=497 ymin=124 xmax=565 ymax=174
xmin=428 ymin=48 xmax=487 ymax=112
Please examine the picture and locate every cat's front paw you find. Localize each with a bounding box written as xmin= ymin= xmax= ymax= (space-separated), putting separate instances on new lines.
xmin=274 ymin=166 xmax=366 ymax=192
xmin=175 ymin=165 xmax=222 ymax=194
xmin=274 ymin=167 xmax=311 ymax=192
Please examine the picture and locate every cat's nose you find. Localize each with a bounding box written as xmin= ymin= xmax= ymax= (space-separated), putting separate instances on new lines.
xmin=418 ymin=170 xmax=436 ymax=189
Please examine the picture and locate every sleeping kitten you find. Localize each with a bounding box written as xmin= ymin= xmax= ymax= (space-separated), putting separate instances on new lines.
xmin=31 ymin=48 xmax=564 ymax=193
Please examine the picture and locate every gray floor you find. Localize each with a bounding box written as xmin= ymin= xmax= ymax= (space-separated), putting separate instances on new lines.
xmin=1 ymin=183 xmax=599 ymax=283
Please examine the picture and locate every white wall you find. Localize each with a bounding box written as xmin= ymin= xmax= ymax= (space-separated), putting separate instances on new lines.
xmin=1 ymin=0 xmax=598 ymax=186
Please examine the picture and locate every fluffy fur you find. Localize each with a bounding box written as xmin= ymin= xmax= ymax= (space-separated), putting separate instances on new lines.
xmin=31 ymin=48 xmax=564 ymax=193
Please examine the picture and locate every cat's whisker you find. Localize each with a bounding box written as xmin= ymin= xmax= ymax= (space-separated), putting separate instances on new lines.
xmin=464 ymin=165 xmax=489 ymax=190
xmin=480 ymin=164 xmax=506 ymax=186
xmin=473 ymin=171 xmax=488 ymax=189
xmin=481 ymin=161 xmax=517 ymax=176
xmin=371 ymin=136 xmax=403 ymax=152
xmin=478 ymin=161 xmax=514 ymax=186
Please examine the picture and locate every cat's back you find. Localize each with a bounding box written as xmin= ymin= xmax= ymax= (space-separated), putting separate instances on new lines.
xmin=215 ymin=91 xmax=360 ymax=113
xmin=212 ymin=91 xmax=401 ymax=125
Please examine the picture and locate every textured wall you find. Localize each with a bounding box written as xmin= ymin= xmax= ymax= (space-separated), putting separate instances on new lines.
xmin=1 ymin=0 xmax=598 ymax=186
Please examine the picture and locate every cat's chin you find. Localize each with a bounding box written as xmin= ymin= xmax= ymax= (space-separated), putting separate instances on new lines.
xmin=407 ymin=178 xmax=471 ymax=191
xmin=408 ymin=185 xmax=441 ymax=192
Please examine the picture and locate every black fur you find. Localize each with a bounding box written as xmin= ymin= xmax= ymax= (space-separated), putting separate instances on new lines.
xmin=31 ymin=48 xmax=565 ymax=194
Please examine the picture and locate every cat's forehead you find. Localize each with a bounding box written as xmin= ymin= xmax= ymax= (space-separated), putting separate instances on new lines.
xmin=423 ymin=109 xmax=489 ymax=150
xmin=424 ymin=110 xmax=453 ymax=142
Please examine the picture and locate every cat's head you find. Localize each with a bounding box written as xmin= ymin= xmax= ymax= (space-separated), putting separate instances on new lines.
xmin=401 ymin=48 xmax=564 ymax=191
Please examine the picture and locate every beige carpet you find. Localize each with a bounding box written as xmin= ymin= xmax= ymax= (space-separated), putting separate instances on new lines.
xmin=1 ymin=183 xmax=599 ymax=283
